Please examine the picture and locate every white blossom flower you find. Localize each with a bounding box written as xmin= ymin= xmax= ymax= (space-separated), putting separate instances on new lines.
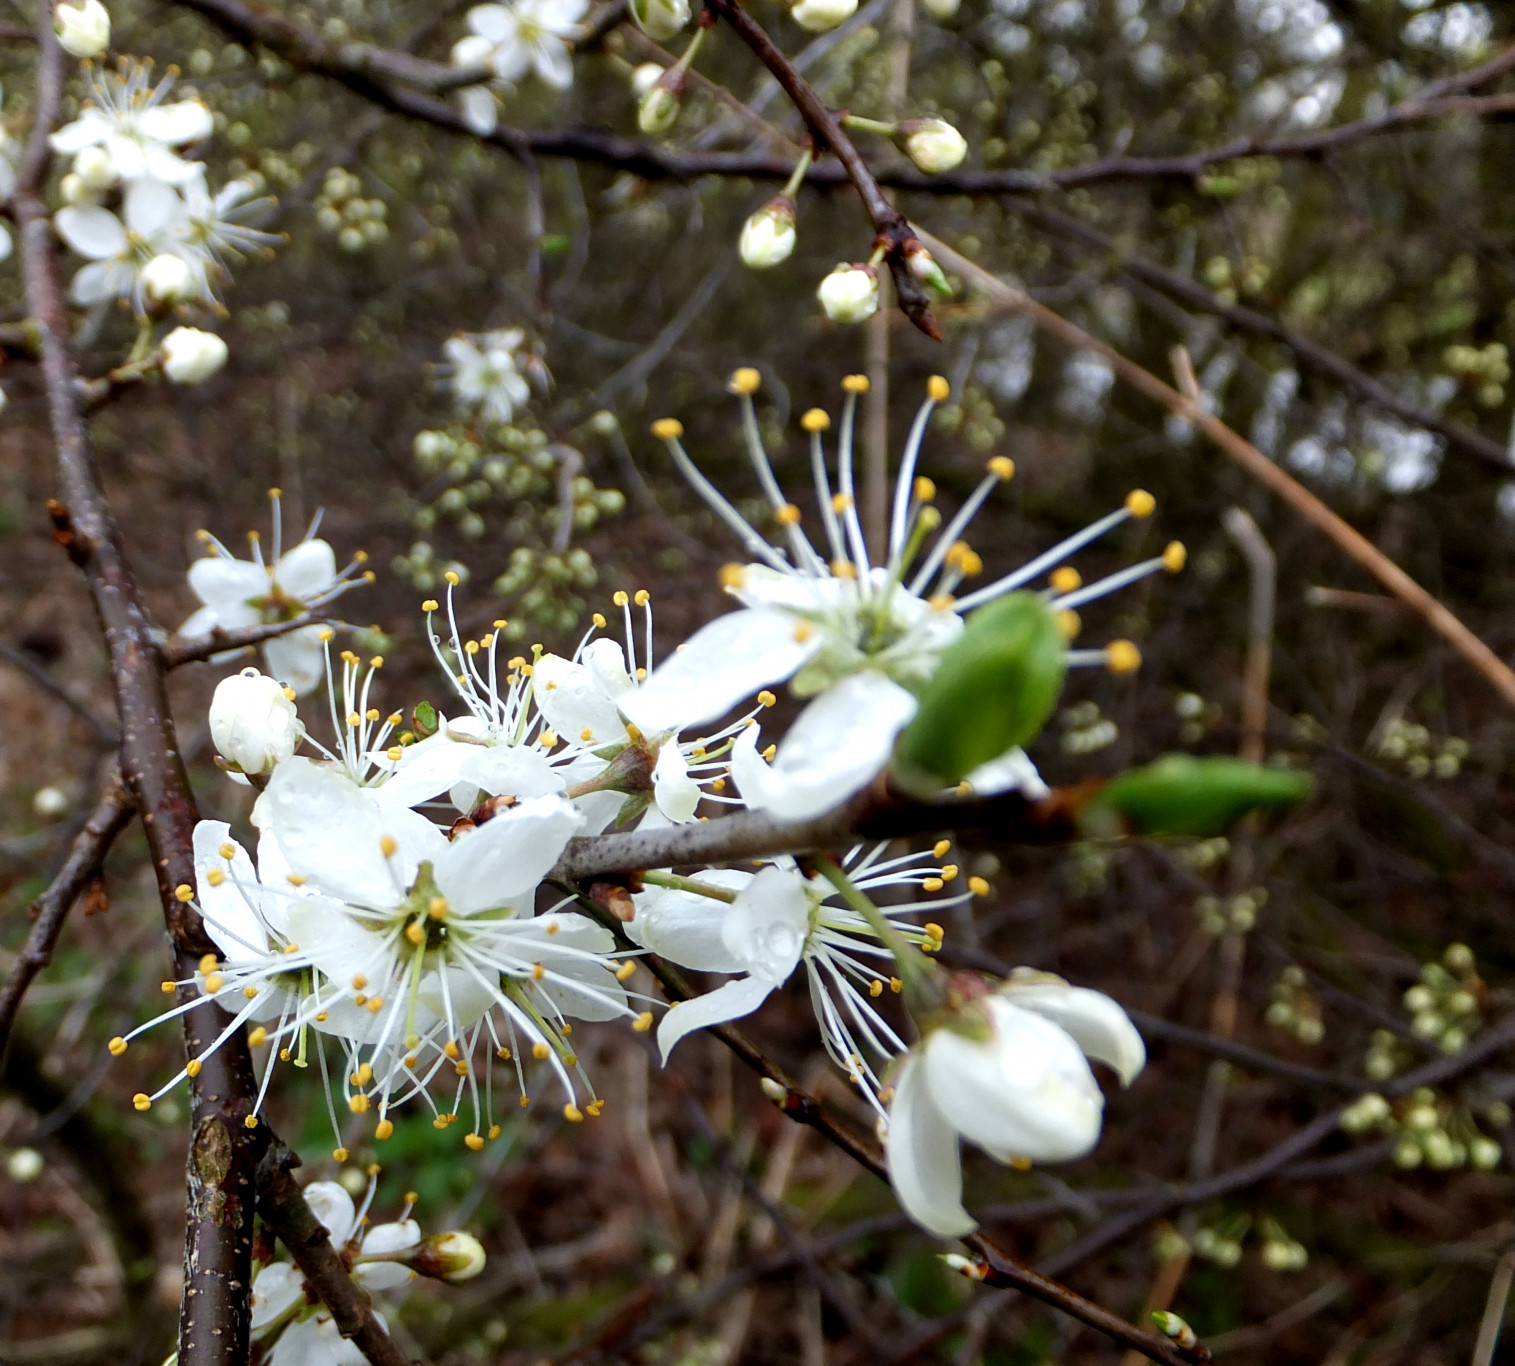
xmin=210 ymin=667 xmax=304 ymax=777
xmin=626 ymin=372 xmax=1180 ymax=819
xmin=461 ymin=0 xmax=589 ymax=90
xmin=886 ymin=971 xmax=1145 ymax=1238
xmin=259 ymin=758 xmax=635 ymax=1138
xmin=161 ymin=326 xmax=228 ymax=383
xmin=180 ymin=490 xmax=371 ymax=695
xmin=739 ymin=197 xmax=797 ymax=270
xmin=816 ymin=263 xmax=879 ymax=324
xmin=49 ymin=61 xmax=211 ymax=186
xmin=54 ymin=0 xmax=111 ymax=58
xmin=54 ymin=176 xmax=187 ymax=308
xmin=442 ymin=329 xmax=532 ymax=425
xmin=630 ymin=843 xmax=964 ymax=1114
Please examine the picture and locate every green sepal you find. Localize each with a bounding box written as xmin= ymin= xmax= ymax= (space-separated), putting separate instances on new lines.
xmin=893 ymin=591 xmax=1066 ymax=793
xmin=412 ymin=700 xmax=440 ymax=740
xmin=1085 ymin=754 xmax=1312 ymax=837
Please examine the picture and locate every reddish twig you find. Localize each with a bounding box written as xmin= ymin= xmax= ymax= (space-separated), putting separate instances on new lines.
xmin=164 ymin=613 xmax=322 ymax=668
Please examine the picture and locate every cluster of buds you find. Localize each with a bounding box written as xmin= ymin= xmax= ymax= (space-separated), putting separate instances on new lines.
xmin=1342 ymin=1088 xmax=1504 ymax=1171
xmin=1191 ymin=1220 xmax=1244 ymax=1268
xmin=1264 ymin=966 xmax=1323 ymax=1045
xmin=315 ymin=167 xmax=389 ymax=253
xmin=1181 ymin=1212 xmax=1306 ymax=1271
xmin=1176 ymin=835 xmax=1230 ymax=871
xmin=1194 ymin=886 xmax=1267 ymax=935
xmin=1443 ymin=341 xmax=1509 ymax=408
xmin=1375 ymin=719 xmax=1468 ymax=779
xmin=1403 ymin=943 xmax=1483 ymax=1055
xmin=1173 ymin=690 xmax=1220 ymax=745
xmin=1060 ymin=700 xmax=1117 ymax=754
xmin=1257 ymin=1216 xmax=1309 ymax=1271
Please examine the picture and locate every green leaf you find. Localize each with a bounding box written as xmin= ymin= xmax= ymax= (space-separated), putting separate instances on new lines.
xmin=893 ymin=592 xmax=1066 ymax=793
xmin=1086 ymin=754 xmax=1312 ymax=837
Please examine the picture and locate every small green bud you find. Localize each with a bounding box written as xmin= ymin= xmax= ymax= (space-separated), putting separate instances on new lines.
xmin=1083 ymin=755 xmax=1313 ymax=837
xmin=893 ymin=592 xmax=1065 ymax=793
xmin=412 ymin=701 xmax=440 ymax=740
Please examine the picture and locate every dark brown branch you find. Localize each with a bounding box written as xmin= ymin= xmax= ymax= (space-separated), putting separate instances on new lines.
xmin=164 ymin=613 xmax=322 ymax=668
xmin=255 ymin=1143 xmax=413 ymax=1366
xmin=0 ymin=770 xmax=134 ymax=1056
xmin=1009 ymin=197 xmax=1514 ymax=472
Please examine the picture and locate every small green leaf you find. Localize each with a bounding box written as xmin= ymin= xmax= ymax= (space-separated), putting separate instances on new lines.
xmin=412 ymin=700 xmax=440 ymax=740
xmin=1087 ymin=754 xmax=1312 ymax=836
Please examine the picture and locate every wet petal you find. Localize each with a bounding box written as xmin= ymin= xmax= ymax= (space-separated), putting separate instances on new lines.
xmin=626 ymin=871 xmax=751 ymax=972
xmin=263 ymin=625 xmax=328 ymax=697
xmin=657 ymin=975 xmax=775 ymax=1062
xmin=192 ymin=820 xmax=270 ymax=963
xmin=250 ymin=1260 xmax=303 ymax=1330
xmin=433 ymin=794 xmax=583 ymax=913
xmin=721 ymin=865 xmax=809 ymax=983
xmin=651 ymin=742 xmax=700 ymax=823
xmin=533 ymin=651 xmax=625 ymax=746
xmin=885 ymin=1053 xmax=975 ymax=1239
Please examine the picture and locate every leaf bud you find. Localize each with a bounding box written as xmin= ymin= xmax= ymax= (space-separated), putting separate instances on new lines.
xmin=73 ymin=145 xmax=117 ymax=192
xmin=898 ymin=117 xmax=968 ymax=173
xmin=902 ymin=240 xmax=952 ymax=296
xmin=1083 ymin=755 xmax=1312 ymax=838
xmin=816 ymin=262 xmax=880 ymax=324
xmin=739 ymin=197 xmax=797 ymax=270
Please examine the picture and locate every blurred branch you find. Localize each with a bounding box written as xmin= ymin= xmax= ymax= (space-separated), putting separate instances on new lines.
xmin=0 ymin=770 xmax=133 ymax=1058
xmin=255 ymin=1144 xmax=412 ymax=1366
xmin=1222 ymin=507 xmax=1275 ymax=768
xmin=0 ymin=640 xmax=118 ymax=744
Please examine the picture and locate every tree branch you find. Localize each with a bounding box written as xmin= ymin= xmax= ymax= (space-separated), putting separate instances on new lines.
xmin=164 ymin=613 xmax=322 ymax=668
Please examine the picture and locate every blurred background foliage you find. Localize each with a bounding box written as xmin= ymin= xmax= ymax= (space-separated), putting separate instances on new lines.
xmin=6 ymin=0 xmax=1515 ymax=1360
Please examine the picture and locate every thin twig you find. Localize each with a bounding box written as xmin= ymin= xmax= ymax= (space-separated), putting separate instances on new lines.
xmin=164 ymin=613 xmax=321 ymax=668
xmin=0 ymin=770 xmax=134 ymax=1057
xmin=0 ymin=639 xmax=118 ymax=744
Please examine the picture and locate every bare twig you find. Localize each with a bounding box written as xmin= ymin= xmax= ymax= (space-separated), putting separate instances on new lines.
xmin=164 ymin=613 xmax=321 ymax=668
xmin=0 ymin=639 xmax=118 ymax=744
xmin=0 ymin=771 xmax=133 ymax=1056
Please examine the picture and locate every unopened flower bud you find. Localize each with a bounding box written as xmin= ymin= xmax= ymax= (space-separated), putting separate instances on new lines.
xmin=73 ymin=145 xmax=117 ymax=191
xmin=6 ymin=1148 xmax=44 ymax=1182
xmin=630 ymin=62 xmax=664 ymax=99
xmin=739 ymin=197 xmax=796 ymax=270
xmin=142 ymin=253 xmax=198 ymax=305
xmin=903 ymin=240 xmax=952 ymax=295
xmin=919 ymin=0 xmax=960 ymax=18
xmin=899 ymin=117 xmax=968 ymax=173
xmin=790 ymin=0 xmax=857 ymax=30
xmin=638 ymin=79 xmax=682 ymax=135
xmin=1445 ymin=942 xmax=1475 ymax=974
xmin=631 ymin=0 xmax=691 ymax=40
xmin=816 ymin=262 xmax=879 ymax=324
xmin=54 ymin=0 xmax=111 ymax=57
xmin=1471 ymin=1136 xmax=1502 ymax=1170
xmin=210 ymin=667 xmax=303 ymax=776
xmin=406 ymin=1231 xmax=486 ymax=1283
xmin=161 ymin=327 xmax=228 ymax=385
xmin=32 ymin=786 xmax=69 ymax=818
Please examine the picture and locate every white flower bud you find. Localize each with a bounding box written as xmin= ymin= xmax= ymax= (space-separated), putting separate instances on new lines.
xmin=142 ymin=253 xmax=198 ymax=305
xmin=631 ymin=62 xmax=664 ymax=99
xmin=406 ymin=1231 xmax=487 ymax=1283
xmin=6 ymin=1148 xmax=44 ymax=1183
xmin=1471 ymin=1136 xmax=1502 ymax=1170
xmin=739 ymin=197 xmax=796 ymax=270
xmin=631 ymin=0 xmax=691 ymax=41
xmin=919 ymin=0 xmax=960 ymax=18
xmin=900 ymin=117 xmax=968 ymax=173
xmin=210 ymin=668 xmax=303 ymax=776
xmin=59 ymin=172 xmax=95 ymax=206
xmin=54 ymin=0 xmax=111 ymax=58
xmin=790 ymin=0 xmax=857 ymax=31
xmin=638 ymin=81 xmax=681 ymax=135
xmin=451 ymin=33 xmax=496 ymax=68
xmin=32 ymin=786 xmax=69 ymax=818
xmin=73 ymin=144 xmax=117 ymax=191
xmin=816 ymin=262 xmax=879 ymax=325
xmin=161 ymin=327 xmax=229 ymax=385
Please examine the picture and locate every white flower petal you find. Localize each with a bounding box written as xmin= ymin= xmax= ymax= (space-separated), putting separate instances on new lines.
xmin=419 ymin=963 xmax=497 ymax=1030
xmin=532 ymin=651 xmax=625 ymax=747
xmin=458 ymin=84 xmax=500 ymax=136
xmin=998 ymin=978 xmax=1146 ymax=1086
xmin=885 ymin=1053 xmax=975 ymax=1239
xmin=467 ymin=3 xmax=515 ymax=40
xmin=263 ymin=626 xmax=328 ymax=697
xmin=49 ymin=114 xmax=109 ymax=155
xmin=621 ymin=608 xmax=821 ymax=733
xmin=432 ymin=794 xmax=582 ymax=913
xmin=720 ymin=865 xmax=809 ymax=983
xmin=274 ymin=539 xmax=339 ymax=600
xmin=193 ymin=821 xmax=270 ymax=963
xmin=187 ymin=556 xmax=270 ymax=619
xmin=651 ymin=742 xmax=701 ymax=823
xmin=122 ymin=176 xmax=186 ymax=238
xmin=138 ymin=100 xmax=215 ymax=146
xmin=531 ymin=35 xmax=575 ymax=89
xmin=732 ymin=672 xmax=917 ymax=821
xmin=626 ymin=871 xmax=752 ymax=972
xmin=454 ymin=744 xmax=564 ymax=803
xmin=533 ymin=914 xmax=629 ymax=1020
xmin=54 ymin=204 xmax=127 ymax=260
xmin=963 ymin=745 xmax=1049 ymax=799
xmin=656 ymin=974 xmax=776 ymax=1062
xmin=250 ymin=1260 xmax=304 ymax=1330
xmin=374 ymin=733 xmax=471 ymax=809
xmin=303 ymin=1180 xmax=358 ymax=1246
xmin=354 ymin=1260 xmax=415 ymax=1293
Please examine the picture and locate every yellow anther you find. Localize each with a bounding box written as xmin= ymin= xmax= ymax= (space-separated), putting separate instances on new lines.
xmin=633 ymin=1011 xmax=654 ymax=1032
xmin=832 ymin=560 xmax=859 ymax=580
xmin=651 ymin=418 xmax=684 ymax=440
xmin=356 ymin=1062 xmax=374 ymax=1085
xmin=421 ymin=598 xmax=439 ymax=612
xmin=711 ymin=777 xmax=727 ymax=792
xmin=580 ymin=727 xmax=595 ymax=742
xmin=109 ymin=1036 xmax=128 ymax=1056
xmin=279 ymin=1049 xmax=291 ymax=1061
xmin=488 ymin=1124 xmax=502 ymax=1140
xmin=729 ymin=366 xmax=762 ymax=394
xmin=959 ymin=550 xmax=983 ymax=577
xmin=1057 ymin=609 xmax=1082 ymax=641
xmin=203 ymin=974 xmax=224 ymax=993
xmin=613 ymin=590 xmax=630 ymax=607
xmin=755 ymin=690 xmax=777 ymax=708
xmin=349 ymin=1094 xmax=370 ymax=1114
xmin=869 ymin=979 xmax=884 ymax=998
xmin=387 ymin=746 xmax=403 ymax=761
xmin=592 ymin=612 xmax=608 ymax=628
xmin=443 ymin=1041 xmax=462 ymax=1061
xmin=376 ymin=1120 xmax=395 ymax=1141
xmin=354 ymin=994 xmax=367 ymax=1006
xmin=793 ymin=622 xmax=813 ymax=643
xmin=933 ymin=839 xmax=952 ymax=859
xmin=635 ymin=590 xmax=651 ymax=608
xmin=133 ymin=1094 xmax=151 ymax=1111
xmin=1050 ymin=566 xmax=1082 ymax=594
xmin=802 ymin=408 xmax=831 ymax=432
xmin=761 ymin=744 xmax=777 ymax=762
xmin=927 ymin=375 xmax=950 ymax=402
xmin=1125 ymin=489 xmax=1156 ymax=518
xmin=366 ymin=996 xmax=384 ymax=1013
xmin=207 ymin=868 xmax=225 ymax=888
xmin=940 ymin=864 xmax=959 ymax=881
xmin=890 ymin=977 xmax=903 ymax=993
xmin=532 ymin=1041 xmax=551 ymax=1060
xmin=616 ymin=961 xmax=638 ymax=982
xmin=914 ymin=476 xmax=936 ymax=503
xmin=988 ymin=455 xmax=1015 ymax=480
xmin=243 ymin=986 xmax=258 ymax=999
xmin=546 ymin=923 xmax=560 ymax=936
xmin=587 ymin=1100 xmax=604 ymax=1117
xmin=465 ymin=1132 xmax=485 ymax=1150
xmin=540 ymin=729 xmax=557 ymax=746
xmin=405 ymin=921 xmax=425 ymax=945
xmin=283 ymin=943 xmax=299 ymax=953
xmin=564 ymin=1103 xmax=585 ymax=1122
xmin=842 ymin=374 xmax=870 ymax=393
xmin=347 ymin=712 xmax=362 ymax=728
xmin=249 ymin=1026 xmax=268 ymax=1047
xmin=1107 ymin=640 xmax=1142 ymax=674
xmin=454 ymin=1061 xmax=469 ymax=1076
xmin=923 ymin=877 xmax=945 ymax=892
xmin=181 ymin=1058 xmax=202 ymax=1080
xmin=924 ymin=922 xmax=944 ymax=940
xmin=433 ymin=1115 xmax=449 ymax=1130
xmin=445 ymin=570 xmax=461 ymax=586
xmin=496 ymin=1046 xmax=511 ymax=1060
xmin=332 ymin=1147 xmax=350 ymax=1162
xmin=969 ymin=876 xmax=990 ymax=896
xmin=286 ymin=873 xmax=307 ymax=886
xmin=318 ymin=627 xmax=335 ymax=642
xmin=1163 ymin=541 xmax=1187 ymax=573
xmin=531 ymin=963 xmax=545 ymax=981
xmin=428 ymin=897 xmax=449 ymax=920
xmin=831 ymin=491 xmax=853 ymax=512
xmin=244 ymin=1115 xmax=259 ymax=1130
xmin=175 ymin=884 xmax=194 ymax=903
xmin=219 ymin=842 xmax=236 ymax=860
xmin=928 ymin=593 xmax=956 ymax=611
xmin=161 ymin=980 xmax=176 ymax=993
xmin=464 ymin=640 xmax=479 ymax=656
xmin=315 ymin=1012 xmax=328 ymax=1022
xmin=380 ymin=835 xmax=397 ymax=857
xmin=776 ymin=503 xmax=802 ymax=525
